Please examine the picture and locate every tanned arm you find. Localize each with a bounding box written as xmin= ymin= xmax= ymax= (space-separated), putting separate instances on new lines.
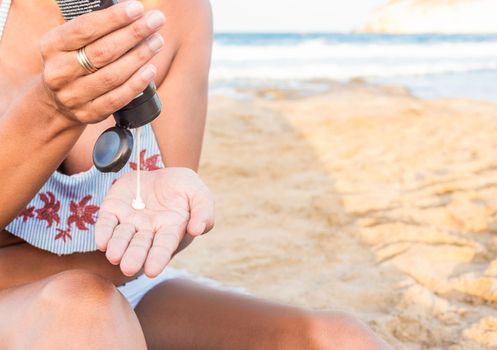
xmin=0 ymin=78 xmax=85 ymax=228
xmin=147 ymin=0 xmax=213 ymax=171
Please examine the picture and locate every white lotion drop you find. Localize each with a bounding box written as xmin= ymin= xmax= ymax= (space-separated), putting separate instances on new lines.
xmin=132 ymin=127 xmax=146 ymax=210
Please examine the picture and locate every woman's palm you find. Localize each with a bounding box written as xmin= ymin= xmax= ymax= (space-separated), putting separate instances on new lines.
xmin=95 ymin=168 xmax=214 ymax=277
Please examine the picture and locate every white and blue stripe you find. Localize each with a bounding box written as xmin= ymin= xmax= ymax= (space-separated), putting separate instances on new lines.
xmin=0 ymin=0 xmax=11 ymax=42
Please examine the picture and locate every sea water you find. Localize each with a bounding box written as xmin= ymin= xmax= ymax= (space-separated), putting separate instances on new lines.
xmin=210 ymin=33 xmax=497 ymax=101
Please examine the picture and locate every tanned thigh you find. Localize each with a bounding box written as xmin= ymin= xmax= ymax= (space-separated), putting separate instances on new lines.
xmin=135 ymin=279 xmax=317 ymax=350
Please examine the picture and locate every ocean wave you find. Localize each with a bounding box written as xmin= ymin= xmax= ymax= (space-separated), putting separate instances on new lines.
xmin=212 ymin=41 xmax=497 ymax=61
xmin=210 ymin=36 xmax=497 ymax=82
xmin=210 ymin=62 xmax=497 ymax=81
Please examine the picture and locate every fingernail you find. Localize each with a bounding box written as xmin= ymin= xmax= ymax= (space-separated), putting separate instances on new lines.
xmin=140 ymin=65 xmax=157 ymax=81
xmin=126 ymin=1 xmax=144 ymax=18
xmin=199 ymin=222 xmax=207 ymax=234
xmin=146 ymin=11 xmax=166 ymax=30
xmin=147 ymin=34 xmax=164 ymax=52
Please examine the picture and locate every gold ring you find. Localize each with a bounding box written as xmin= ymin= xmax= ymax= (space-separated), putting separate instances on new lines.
xmin=76 ymin=47 xmax=98 ymax=74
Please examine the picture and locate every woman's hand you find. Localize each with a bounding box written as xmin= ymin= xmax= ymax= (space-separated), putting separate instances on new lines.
xmin=95 ymin=168 xmax=215 ymax=277
xmin=39 ymin=0 xmax=166 ymax=124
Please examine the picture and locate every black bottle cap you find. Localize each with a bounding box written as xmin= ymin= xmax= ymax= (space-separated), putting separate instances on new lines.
xmin=113 ymin=82 xmax=162 ymax=129
xmin=93 ymin=127 xmax=134 ymax=173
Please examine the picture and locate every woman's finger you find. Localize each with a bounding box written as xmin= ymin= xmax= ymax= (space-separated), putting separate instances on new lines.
xmin=81 ymin=10 xmax=165 ymax=72
xmin=144 ymin=223 xmax=186 ymax=278
xmin=94 ymin=210 xmax=119 ymax=251
xmin=53 ymin=1 xmax=145 ymax=52
xmin=82 ymin=64 xmax=157 ymax=122
xmin=105 ymin=223 xmax=136 ymax=265
xmin=59 ymin=34 xmax=163 ymax=107
xmin=187 ymin=190 xmax=215 ymax=236
xmin=120 ymin=229 xmax=154 ymax=277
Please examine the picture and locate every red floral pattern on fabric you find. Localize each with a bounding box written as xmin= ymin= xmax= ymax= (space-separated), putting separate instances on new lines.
xmin=17 ymin=206 xmax=35 ymax=222
xmin=67 ymin=195 xmax=99 ymax=231
xmin=55 ymin=227 xmax=72 ymax=242
xmin=19 ymin=193 xmax=100 ymax=242
xmin=35 ymin=192 xmax=61 ymax=228
xmin=11 ymin=128 xmax=162 ymax=248
xmin=130 ymin=149 xmax=161 ymax=171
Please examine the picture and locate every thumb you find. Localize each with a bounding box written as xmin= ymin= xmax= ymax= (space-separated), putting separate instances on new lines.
xmin=186 ymin=191 xmax=215 ymax=236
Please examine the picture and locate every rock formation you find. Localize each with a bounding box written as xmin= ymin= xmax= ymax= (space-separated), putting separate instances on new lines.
xmin=362 ymin=0 xmax=497 ymax=34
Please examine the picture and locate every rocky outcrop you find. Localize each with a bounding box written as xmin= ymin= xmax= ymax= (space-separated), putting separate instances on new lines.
xmin=362 ymin=0 xmax=497 ymax=34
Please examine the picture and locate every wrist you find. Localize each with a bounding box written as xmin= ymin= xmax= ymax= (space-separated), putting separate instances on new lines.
xmin=164 ymin=163 xmax=199 ymax=172
xmin=1 ymin=76 xmax=87 ymax=150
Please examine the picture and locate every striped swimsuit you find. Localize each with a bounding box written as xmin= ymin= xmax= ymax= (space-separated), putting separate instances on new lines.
xmin=0 ymin=0 xmax=11 ymax=41
xmin=6 ymin=124 xmax=165 ymax=255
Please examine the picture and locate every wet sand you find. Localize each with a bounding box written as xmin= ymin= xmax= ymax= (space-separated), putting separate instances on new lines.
xmin=172 ymin=82 xmax=497 ymax=349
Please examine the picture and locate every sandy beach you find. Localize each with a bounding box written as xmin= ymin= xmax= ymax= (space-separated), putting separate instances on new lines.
xmin=170 ymin=82 xmax=497 ymax=349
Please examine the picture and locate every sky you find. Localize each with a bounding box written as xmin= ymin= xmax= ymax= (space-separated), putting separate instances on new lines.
xmin=211 ymin=0 xmax=387 ymax=33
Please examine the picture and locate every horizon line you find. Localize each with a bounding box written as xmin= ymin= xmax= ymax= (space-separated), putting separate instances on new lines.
xmin=213 ymin=31 xmax=497 ymax=36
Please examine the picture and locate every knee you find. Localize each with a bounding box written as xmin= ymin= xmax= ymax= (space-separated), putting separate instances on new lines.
xmin=284 ymin=311 xmax=390 ymax=350
xmin=37 ymin=270 xmax=121 ymax=314
xmin=21 ymin=270 xmax=146 ymax=349
xmin=32 ymin=270 xmax=145 ymax=345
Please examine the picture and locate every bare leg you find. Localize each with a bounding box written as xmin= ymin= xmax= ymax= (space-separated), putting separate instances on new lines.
xmin=136 ymin=279 xmax=392 ymax=350
xmin=0 ymin=270 xmax=146 ymax=349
